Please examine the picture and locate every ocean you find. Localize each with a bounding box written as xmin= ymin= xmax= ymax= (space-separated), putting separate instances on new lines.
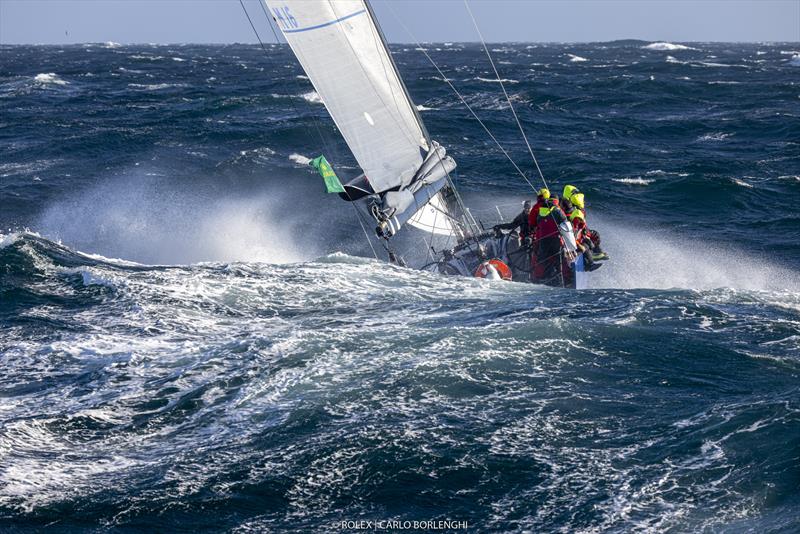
xmin=1 ymin=40 xmax=799 ymax=532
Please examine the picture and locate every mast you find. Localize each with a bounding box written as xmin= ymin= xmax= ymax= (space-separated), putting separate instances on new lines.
xmin=362 ymin=0 xmax=431 ymax=147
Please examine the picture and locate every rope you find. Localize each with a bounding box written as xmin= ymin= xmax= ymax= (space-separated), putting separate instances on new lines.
xmin=463 ymin=0 xmax=549 ymax=191
xmin=242 ymin=0 xmax=380 ymax=260
xmin=385 ymin=4 xmax=538 ymax=195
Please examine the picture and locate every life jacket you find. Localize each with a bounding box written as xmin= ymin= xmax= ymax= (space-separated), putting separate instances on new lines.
xmin=568 ymin=208 xmax=585 ymax=222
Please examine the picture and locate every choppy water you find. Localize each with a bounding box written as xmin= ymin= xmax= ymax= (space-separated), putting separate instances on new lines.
xmin=1 ymin=40 xmax=800 ymax=532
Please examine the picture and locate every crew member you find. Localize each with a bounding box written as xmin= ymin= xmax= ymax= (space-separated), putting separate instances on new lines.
xmin=564 ymin=201 xmax=601 ymax=271
xmin=530 ymin=194 xmax=567 ymax=285
xmin=570 ymin=192 xmax=608 ymax=260
xmin=527 ymin=188 xmax=553 ymax=240
xmin=493 ymin=200 xmax=532 ymax=237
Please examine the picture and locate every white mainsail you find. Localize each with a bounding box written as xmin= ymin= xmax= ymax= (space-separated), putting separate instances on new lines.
xmin=265 ymin=0 xmax=458 ymax=237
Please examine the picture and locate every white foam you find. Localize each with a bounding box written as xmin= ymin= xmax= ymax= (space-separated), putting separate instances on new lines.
xmin=301 ymin=91 xmax=323 ymax=104
xmin=416 ymin=105 xmax=434 ymax=111
xmin=104 ymin=41 xmax=121 ymax=48
xmin=289 ymin=153 xmax=311 ymax=165
xmin=697 ymin=132 xmax=733 ymax=142
xmin=788 ymin=55 xmax=800 ymax=67
xmin=475 ymin=77 xmax=519 ymax=83
xmin=567 ymin=54 xmax=588 ymax=62
xmin=643 ymin=42 xmax=697 ymax=51
xmin=128 ymin=83 xmax=184 ymax=91
xmin=33 ymin=73 xmax=68 ymax=86
xmin=0 ymin=232 xmax=22 ymax=250
xmin=732 ymin=178 xmax=753 ymax=188
xmin=612 ymin=177 xmax=654 ymax=185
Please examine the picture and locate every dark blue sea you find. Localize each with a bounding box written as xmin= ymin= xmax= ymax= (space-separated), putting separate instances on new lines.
xmin=1 ymin=40 xmax=800 ymax=532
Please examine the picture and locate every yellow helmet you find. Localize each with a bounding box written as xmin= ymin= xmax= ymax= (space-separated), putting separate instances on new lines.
xmin=562 ymin=184 xmax=578 ymax=201
xmin=538 ymin=187 xmax=550 ymax=199
xmin=570 ymin=192 xmax=585 ymax=210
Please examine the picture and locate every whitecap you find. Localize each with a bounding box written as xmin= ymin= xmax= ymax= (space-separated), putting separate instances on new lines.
xmin=416 ymin=105 xmax=434 ymax=111
xmin=289 ymin=153 xmax=311 ymax=165
xmin=643 ymin=42 xmax=697 ymax=51
xmin=732 ymin=178 xmax=754 ymax=188
xmin=104 ymin=41 xmax=121 ymax=48
xmin=171 ymin=57 xmax=187 ymax=62
xmin=697 ymin=132 xmax=733 ymax=142
xmin=475 ymin=77 xmax=519 ymax=84
xmin=612 ymin=177 xmax=654 ymax=185
xmin=77 ymin=269 xmax=117 ymax=288
xmin=788 ymin=55 xmax=800 ymax=67
xmin=128 ymin=83 xmax=184 ymax=90
xmin=300 ymin=91 xmax=323 ymax=103
xmin=567 ymin=54 xmax=588 ymax=62
xmin=33 ymin=73 xmax=68 ymax=86
xmin=0 ymin=232 xmax=22 ymax=250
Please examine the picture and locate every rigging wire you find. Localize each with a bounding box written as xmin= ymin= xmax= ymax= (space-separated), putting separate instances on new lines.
xmin=243 ymin=0 xmax=380 ymax=260
xmin=385 ymin=4 xmax=539 ymax=195
xmin=463 ymin=0 xmax=549 ymax=190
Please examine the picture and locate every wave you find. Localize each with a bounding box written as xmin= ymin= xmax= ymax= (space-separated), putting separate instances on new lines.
xmin=697 ymin=132 xmax=733 ymax=142
xmin=643 ymin=42 xmax=698 ymax=51
xmin=289 ymin=153 xmax=311 ymax=165
xmin=33 ymin=73 xmax=68 ymax=86
xmin=301 ymin=91 xmax=323 ymax=103
xmin=612 ymin=177 xmax=654 ymax=185
xmin=127 ymin=83 xmax=186 ymax=91
xmin=788 ymin=55 xmax=800 ymax=67
xmin=567 ymin=54 xmax=588 ymax=63
xmin=474 ymin=77 xmax=519 ymax=84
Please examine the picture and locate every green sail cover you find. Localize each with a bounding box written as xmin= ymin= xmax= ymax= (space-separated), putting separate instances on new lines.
xmin=311 ymin=155 xmax=345 ymax=194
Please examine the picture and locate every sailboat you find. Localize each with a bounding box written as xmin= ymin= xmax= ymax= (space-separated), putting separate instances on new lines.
xmin=263 ymin=0 xmax=596 ymax=289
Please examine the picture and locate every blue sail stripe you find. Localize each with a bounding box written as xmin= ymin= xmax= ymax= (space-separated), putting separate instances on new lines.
xmin=283 ymin=9 xmax=367 ymax=34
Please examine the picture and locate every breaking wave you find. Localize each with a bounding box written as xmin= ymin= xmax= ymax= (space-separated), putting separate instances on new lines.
xmin=643 ymin=42 xmax=698 ymax=51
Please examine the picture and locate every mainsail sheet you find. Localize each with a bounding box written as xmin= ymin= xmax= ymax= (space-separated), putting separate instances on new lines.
xmin=265 ymin=0 xmax=429 ymax=194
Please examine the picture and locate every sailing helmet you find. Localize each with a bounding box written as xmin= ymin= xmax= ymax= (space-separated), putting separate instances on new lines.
xmin=563 ymin=184 xmax=579 ymax=200
xmin=538 ymin=187 xmax=550 ymax=199
xmin=570 ymin=192 xmax=585 ymax=210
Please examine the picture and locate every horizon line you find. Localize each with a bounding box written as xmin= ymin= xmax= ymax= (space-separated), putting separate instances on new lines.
xmin=2 ymin=39 xmax=799 ymax=46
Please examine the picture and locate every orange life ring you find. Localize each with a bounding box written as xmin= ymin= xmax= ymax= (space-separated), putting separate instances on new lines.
xmin=474 ymin=259 xmax=513 ymax=281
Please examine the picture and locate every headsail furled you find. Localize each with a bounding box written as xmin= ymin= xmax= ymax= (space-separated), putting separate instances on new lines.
xmin=265 ymin=0 xmax=461 ymax=238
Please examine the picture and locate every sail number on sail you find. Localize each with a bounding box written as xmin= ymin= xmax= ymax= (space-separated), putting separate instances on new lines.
xmin=271 ymin=6 xmax=298 ymax=30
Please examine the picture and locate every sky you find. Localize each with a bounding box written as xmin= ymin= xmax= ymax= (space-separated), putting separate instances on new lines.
xmin=0 ymin=0 xmax=798 ymax=44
